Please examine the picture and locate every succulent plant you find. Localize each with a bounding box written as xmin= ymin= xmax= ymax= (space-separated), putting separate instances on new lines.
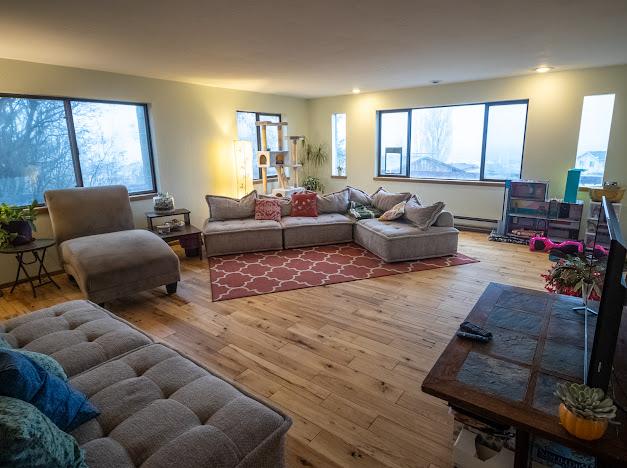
xmin=555 ymin=383 xmax=617 ymax=421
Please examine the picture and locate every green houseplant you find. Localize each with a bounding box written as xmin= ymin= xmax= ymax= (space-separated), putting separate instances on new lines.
xmin=300 ymin=140 xmax=328 ymax=193
xmin=302 ymin=176 xmax=324 ymax=193
xmin=0 ymin=201 xmax=38 ymax=248
xmin=555 ymin=382 xmax=617 ymax=440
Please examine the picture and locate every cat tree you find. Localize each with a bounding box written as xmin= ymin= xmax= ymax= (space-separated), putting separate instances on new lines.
xmin=256 ymin=120 xmax=304 ymax=196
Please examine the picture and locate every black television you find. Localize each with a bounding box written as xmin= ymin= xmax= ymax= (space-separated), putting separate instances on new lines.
xmin=587 ymin=197 xmax=626 ymax=392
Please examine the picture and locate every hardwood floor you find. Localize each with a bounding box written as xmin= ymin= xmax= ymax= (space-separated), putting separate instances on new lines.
xmin=0 ymin=232 xmax=551 ymax=468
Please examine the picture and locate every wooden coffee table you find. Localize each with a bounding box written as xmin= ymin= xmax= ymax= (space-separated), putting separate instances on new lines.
xmin=145 ymin=208 xmax=203 ymax=259
xmin=422 ymin=282 xmax=626 ymax=467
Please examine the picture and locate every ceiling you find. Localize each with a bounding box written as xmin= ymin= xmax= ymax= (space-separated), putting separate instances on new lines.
xmin=1 ymin=0 xmax=626 ymax=98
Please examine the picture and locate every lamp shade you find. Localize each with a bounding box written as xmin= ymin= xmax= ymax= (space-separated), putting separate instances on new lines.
xmin=233 ymin=140 xmax=254 ymax=198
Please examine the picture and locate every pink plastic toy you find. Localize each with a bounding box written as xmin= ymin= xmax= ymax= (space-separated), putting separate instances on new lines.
xmin=529 ymin=236 xmax=583 ymax=255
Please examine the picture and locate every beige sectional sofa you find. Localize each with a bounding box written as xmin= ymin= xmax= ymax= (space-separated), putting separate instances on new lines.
xmin=0 ymin=300 xmax=291 ymax=467
xmin=203 ymin=187 xmax=459 ymax=262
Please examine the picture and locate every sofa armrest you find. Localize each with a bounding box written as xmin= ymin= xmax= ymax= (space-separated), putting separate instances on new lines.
xmin=434 ymin=210 xmax=454 ymax=227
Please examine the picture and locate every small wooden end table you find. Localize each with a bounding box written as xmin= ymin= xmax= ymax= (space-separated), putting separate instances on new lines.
xmin=145 ymin=208 xmax=203 ymax=259
xmin=0 ymin=239 xmax=60 ymax=297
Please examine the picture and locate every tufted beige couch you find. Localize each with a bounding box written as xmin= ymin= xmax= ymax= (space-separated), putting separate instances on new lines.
xmin=0 ymin=300 xmax=291 ymax=467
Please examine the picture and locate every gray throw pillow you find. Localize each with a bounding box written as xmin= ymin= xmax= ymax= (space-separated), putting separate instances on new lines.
xmin=0 ymin=337 xmax=67 ymax=380
xmin=371 ymin=187 xmax=412 ymax=212
xmin=346 ymin=186 xmax=372 ymax=206
xmin=205 ymin=190 xmax=257 ymax=220
xmin=0 ymin=396 xmax=87 ymax=468
xmin=317 ymin=189 xmax=349 ymax=214
xmin=259 ymin=195 xmax=291 ymax=217
xmin=404 ymin=200 xmax=446 ymax=230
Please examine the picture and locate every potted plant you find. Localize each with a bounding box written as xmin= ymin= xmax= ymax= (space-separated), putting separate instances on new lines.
xmin=542 ymin=254 xmax=605 ymax=300
xmin=555 ymin=382 xmax=617 ymax=440
xmin=0 ymin=201 xmax=38 ymax=248
xmin=302 ymin=176 xmax=324 ymax=193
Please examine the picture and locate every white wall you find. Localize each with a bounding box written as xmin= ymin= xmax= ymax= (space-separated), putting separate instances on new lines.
xmin=0 ymin=58 xmax=308 ymax=285
xmin=307 ymin=65 xmax=627 ymax=229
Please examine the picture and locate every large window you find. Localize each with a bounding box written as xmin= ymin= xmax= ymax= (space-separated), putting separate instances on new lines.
xmin=0 ymin=95 xmax=156 ymax=206
xmin=377 ymin=100 xmax=528 ymax=181
xmin=332 ymin=113 xmax=346 ymax=176
xmin=236 ymin=111 xmax=281 ymax=179
xmin=574 ymin=94 xmax=615 ymax=187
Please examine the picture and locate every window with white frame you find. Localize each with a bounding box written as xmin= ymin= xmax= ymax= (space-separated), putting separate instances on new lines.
xmin=0 ymin=94 xmax=156 ymax=206
xmin=574 ymin=94 xmax=615 ymax=187
xmin=332 ymin=113 xmax=346 ymax=176
xmin=236 ymin=111 xmax=281 ymax=179
xmin=377 ymin=100 xmax=528 ymax=181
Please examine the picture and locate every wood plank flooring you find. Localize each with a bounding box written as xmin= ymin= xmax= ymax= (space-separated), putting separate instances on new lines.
xmin=0 ymin=232 xmax=551 ymax=468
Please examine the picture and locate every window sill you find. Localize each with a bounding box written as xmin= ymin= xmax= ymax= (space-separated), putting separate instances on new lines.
xmin=253 ymin=177 xmax=278 ymax=184
xmin=34 ymin=192 xmax=157 ymax=215
xmin=373 ymin=176 xmax=504 ymax=187
xmin=331 ymin=175 xmax=347 ymax=179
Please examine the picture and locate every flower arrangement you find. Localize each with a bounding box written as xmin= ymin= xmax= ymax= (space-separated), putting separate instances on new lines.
xmin=555 ymin=382 xmax=617 ymax=440
xmin=542 ymin=254 xmax=604 ymax=300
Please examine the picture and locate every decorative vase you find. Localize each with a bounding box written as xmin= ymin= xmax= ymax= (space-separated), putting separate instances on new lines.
xmin=153 ymin=194 xmax=175 ymax=212
xmin=3 ymin=221 xmax=33 ymax=246
xmin=559 ymin=403 xmax=608 ymax=440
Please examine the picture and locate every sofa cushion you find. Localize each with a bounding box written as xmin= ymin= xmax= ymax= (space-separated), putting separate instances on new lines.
xmin=202 ymin=219 xmax=283 ymax=256
xmin=280 ymin=214 xmax=354 ymax=249
xmin=254 ymin=198 xmax=281 ymax=222
xmin=354 ymin=219 xmax=459 ymax=262
xmin=70 ymin=344 xmax=290 ymax=468
xmin=371 ymin=187 xmax=412 ymax=211
xmin=291 ymin=191 xmax=318 ymax=217
xmin=205 ymin=190 xmax=257 ymax=221
xmin=0 ymin=396 xmax=87 ymax=468
xmin=317 ymin=188 xmax=349 ymax=214
xmin=379 ymin=201 xmax=407 ymax=221
xmin=260 ymin=194 xmax=291 ymax=217
xmin=347 ymin=186 xmax=372 ymax=206
xmin=0 ymin=350 xmax=100 ymax=432
xmin=0 ymin=301 xmax=152 ymax=378
xmin=404 ymin=200 xmax=446 ymax=230
xmin=0 ymin=340 xmax=67 ymax=380
xmin=60 ymin=230 xmax=180 ymax=303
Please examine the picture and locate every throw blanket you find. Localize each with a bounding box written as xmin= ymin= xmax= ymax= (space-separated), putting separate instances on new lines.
xmin=349 ymin=202 xmax=383 ymax=220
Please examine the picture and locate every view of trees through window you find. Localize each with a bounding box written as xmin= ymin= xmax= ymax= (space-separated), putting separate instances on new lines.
xmin=574 ymin=94 xmax=615 ymax=187
xmin=236 ymin=111 xmax=281 ymax=179
xmin=379 ymin=100 xmax=528 ymax=181
xmin=332 ymin=113 xmax=346 ymax=176
xmin=0 ymin=96 xmax=155 ymax=206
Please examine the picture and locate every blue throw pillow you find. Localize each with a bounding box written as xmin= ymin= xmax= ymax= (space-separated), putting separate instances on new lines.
xmin=0 ymin=350 xmax=99 ymax=432
xmin=0 ymin=337 xmax=67 ymax=381
xmin=0 ymin=396 xmax=87 ymax=468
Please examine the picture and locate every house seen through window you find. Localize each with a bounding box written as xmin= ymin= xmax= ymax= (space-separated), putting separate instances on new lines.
xmin=332 ymin=113 xmax=346 ymax=176
xmin=574 ymin=94 xmax=615 ymax=187
xmin=378 ymin=100 xmax=528 ymax=181
xmin=0 ymin=95 xmax=156 ymax=206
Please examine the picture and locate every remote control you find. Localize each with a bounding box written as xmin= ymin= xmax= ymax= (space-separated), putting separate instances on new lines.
xmin=456 ymin=331 xmax=491 ymax=343
xmin=460 ymin=321 xmax=492 ymax=338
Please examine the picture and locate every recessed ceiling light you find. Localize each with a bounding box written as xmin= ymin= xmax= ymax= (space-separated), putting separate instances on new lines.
xmin=352 ymin=88 xmax=361 ymax=94
xmin=535 ymin=66 xmax=554 ymax=73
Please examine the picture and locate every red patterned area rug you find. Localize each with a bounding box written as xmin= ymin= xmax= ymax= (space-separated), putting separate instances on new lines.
xmin=209 ymin=243 xmax=478 ymax=301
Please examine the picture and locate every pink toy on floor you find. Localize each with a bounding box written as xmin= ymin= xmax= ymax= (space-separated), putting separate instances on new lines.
xmin=529 ymin=236 xmax=584 ymax=254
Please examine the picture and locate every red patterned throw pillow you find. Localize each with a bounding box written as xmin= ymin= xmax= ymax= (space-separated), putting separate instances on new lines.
xmin=291 ymin=191 xmax=318 ymax=217
xmin=255 ymin=198 xmax=282 ymax=221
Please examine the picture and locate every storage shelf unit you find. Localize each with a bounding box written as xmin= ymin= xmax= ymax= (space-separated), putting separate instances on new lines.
xmin=584 ymin=201 xmax=622 ymax=249
xmin=504 ymin=180 xmax=583 ymax=242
